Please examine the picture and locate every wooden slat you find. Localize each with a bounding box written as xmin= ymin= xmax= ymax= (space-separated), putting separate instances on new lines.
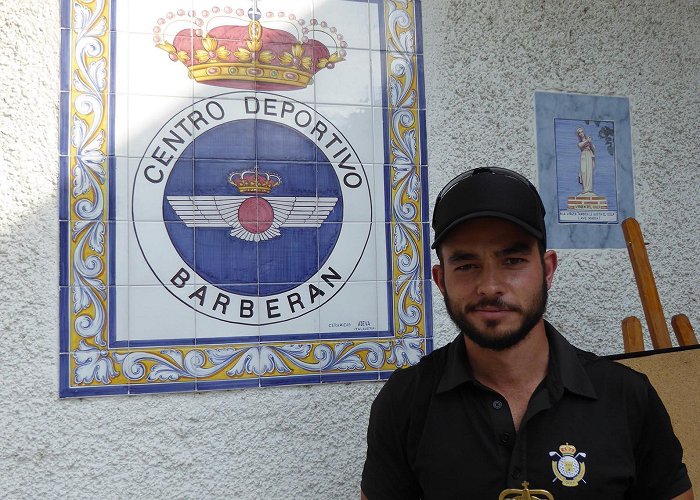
xmin=671 ymin=314 xmax=698 ymax=347
xmin=621 ymin=218 xmax=672 ymax=349
xmin=622 ymin=316 xmax=645 ymax=353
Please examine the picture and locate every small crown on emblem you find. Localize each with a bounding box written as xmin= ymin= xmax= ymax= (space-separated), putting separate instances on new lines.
xmin=228 ymin=170 xmax=281 ymax=194
xmin=559 ymin=443 xmax=577 ymax=456
xmin=153 ymin=5 xmax=347 ymax=90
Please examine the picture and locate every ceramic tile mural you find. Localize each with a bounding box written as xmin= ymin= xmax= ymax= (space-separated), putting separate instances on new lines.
xmin=59 ymin=0 xmax=431 ymax=396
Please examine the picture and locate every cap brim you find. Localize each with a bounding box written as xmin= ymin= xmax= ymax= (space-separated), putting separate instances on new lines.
xmin=431 ymin=211 xmax=545 ymax=249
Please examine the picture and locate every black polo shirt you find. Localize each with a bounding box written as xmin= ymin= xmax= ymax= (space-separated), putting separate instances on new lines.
xmin=361 ymin=322 xmax=691 ymax=499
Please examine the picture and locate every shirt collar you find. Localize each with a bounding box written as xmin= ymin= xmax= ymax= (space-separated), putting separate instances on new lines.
xmin=436 ymin=332 xmax=474 ymax=394
xmin=436 ymin=321 xmax=598 ymax=400
xmin=545 ymin=321 xmax=597 ymax=399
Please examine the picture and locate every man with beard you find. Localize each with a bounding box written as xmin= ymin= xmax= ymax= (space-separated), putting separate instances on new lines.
xmin=360 ymin=168 xmax=692 ymax=499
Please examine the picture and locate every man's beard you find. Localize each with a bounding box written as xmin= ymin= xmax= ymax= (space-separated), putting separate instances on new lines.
xmin=444 ymin=281 xmax=548 ymax=351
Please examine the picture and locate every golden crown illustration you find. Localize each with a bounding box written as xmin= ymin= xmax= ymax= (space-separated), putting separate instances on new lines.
xmin=153 ymin=5 xmax=347 ymax=90
xmin=228 ymin=170 xmax=282 ymax=194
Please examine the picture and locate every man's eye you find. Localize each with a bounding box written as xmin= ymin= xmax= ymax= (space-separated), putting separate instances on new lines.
xmin=456 ymin=264 xmax=477 ymax=271
xmin=505 ymin=258 xmax=525 ymax=265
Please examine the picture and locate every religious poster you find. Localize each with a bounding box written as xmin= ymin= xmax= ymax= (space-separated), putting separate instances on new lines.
xmin=554 ymin=118 xmax=618 ymax=223
xmin=535 ymin=92 xmax=635 ymax=248
xmin=59 ymin=0 xmax=431 ymax=397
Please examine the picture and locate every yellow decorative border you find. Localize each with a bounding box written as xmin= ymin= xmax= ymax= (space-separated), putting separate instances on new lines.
xmin=68 ymin=0 xmax=110 ymax=353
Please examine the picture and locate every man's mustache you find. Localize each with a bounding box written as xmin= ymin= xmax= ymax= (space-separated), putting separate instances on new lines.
xmin=465 ymin=297 xmax=522 ymax=313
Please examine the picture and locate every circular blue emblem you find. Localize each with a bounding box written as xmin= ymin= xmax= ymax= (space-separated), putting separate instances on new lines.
xmin=163 ymin=119 xmax=343 ymax=295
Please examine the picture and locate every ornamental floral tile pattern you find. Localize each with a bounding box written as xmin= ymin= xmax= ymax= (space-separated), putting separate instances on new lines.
xmin=59 ymin=0 xmax=430 ymax=397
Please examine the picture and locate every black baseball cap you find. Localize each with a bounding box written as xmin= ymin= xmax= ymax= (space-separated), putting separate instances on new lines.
xmin=431 ymin=167 xmax=546 ymax=249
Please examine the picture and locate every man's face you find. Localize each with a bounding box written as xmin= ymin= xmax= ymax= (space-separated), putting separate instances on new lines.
xmin=432 ymin=218 xmax=557 ymax=351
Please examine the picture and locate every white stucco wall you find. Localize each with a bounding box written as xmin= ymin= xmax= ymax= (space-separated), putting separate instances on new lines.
xmin=0 ymin=1 xmax=697 ymax=498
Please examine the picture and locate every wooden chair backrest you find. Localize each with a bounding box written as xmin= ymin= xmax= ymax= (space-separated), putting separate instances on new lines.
xmin=621 ymin=218 xmax=697 ymax=353
xmin=611 ymin=346 xmax=700 ymax=489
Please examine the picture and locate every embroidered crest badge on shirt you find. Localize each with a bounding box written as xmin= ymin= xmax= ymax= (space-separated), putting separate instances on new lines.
xmin=549 ymin=443 xmax=587 ymax=487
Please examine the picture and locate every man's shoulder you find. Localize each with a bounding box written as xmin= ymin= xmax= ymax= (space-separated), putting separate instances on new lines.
xmin=385 ymin=340 xmax=451 ymax=386
xmin=377 ymin=340 xmax=452 ymax=406
xmin=573 ymin=344 xmax=654 ymax=395
xmin=548 ymin=322 xmax=652 ymax=391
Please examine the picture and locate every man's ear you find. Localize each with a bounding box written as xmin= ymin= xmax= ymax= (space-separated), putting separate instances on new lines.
xmin=432 ymin=264 xmax=446 ymax=296
xmin=543 ymin=250 xmax=558 ymax=290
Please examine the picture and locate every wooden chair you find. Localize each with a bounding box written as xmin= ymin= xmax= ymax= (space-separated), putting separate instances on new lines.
xmin=621 ymin=218 xmax=698 ymax=353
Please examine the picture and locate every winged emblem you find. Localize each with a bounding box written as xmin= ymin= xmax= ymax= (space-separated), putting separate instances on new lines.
xmin=167 ymin=195 xmax=339 ymax=242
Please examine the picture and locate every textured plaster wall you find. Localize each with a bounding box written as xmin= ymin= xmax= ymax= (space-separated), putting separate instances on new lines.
xmin=0 ymin=1 xmax=697 ymax=498
xmin=422 ymin=0 xmax=700 ymax=355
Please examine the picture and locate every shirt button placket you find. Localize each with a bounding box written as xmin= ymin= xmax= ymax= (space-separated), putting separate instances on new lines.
xmin=511 ymin=467 xmax=521 ymax=480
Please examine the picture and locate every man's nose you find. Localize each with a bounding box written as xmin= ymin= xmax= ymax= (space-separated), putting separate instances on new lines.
xmin=476 ymin=265 xmax=504 ymax=296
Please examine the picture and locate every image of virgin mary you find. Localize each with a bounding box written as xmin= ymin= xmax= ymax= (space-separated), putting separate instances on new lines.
xmin=576 ymin=127 xmax=596 ymax=194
